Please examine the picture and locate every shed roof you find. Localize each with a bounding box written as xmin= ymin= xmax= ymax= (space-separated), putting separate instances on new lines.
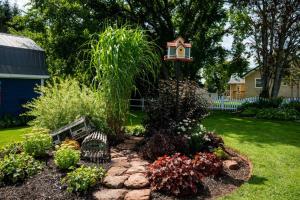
xmin=228 ymin=74 xmax=245 ymax=84
xmin=0 ymin=33 xmax=49 ymax=79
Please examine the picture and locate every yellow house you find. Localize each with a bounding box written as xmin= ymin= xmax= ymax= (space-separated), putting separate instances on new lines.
xmin=228 ymin=67 xmax=300 ymax=99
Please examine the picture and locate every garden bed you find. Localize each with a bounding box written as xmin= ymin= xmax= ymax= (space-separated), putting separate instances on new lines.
xmin=0 ymin=142 xmax=251 ymax=200
xmin=0 ymin=157 xmax=109 ymax=200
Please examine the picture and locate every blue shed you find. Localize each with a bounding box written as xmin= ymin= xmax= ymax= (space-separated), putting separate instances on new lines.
xmin=0 ymin=33 xmax=49 ymax=117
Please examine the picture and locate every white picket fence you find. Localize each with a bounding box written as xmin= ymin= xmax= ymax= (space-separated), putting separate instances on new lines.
xmin=210 ymin=96 xmax=300 ymax=111
xmin=130 ymin=97 xmax=300 ymax=111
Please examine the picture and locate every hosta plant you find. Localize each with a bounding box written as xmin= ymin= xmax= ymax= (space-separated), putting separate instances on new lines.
xmin=23 ymin=128 xmax=53 ymax=158
xmin=62 ymin=165 xmax=106 ymax=193
xmin=148 ymin=153 xmax=202 ymax=197
xmin=192 ymin=152 xmax=222 ymax=177
xmin=54 ymin=147 xmax=80 ymax=170
xmin=0 ymin=153 xmax=43 ymax=184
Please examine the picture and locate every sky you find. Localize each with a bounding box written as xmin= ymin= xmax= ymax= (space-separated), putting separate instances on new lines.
xmin=9 ymin=0 xmax=254 ymax=68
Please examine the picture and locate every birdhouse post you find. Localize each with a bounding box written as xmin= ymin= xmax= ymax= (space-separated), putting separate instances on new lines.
xmin=164 ymin=37 xmax=192 ymax=122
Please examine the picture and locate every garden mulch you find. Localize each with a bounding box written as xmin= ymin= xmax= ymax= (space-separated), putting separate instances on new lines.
xmin=0 ymin=137 xmax=252 ymax=200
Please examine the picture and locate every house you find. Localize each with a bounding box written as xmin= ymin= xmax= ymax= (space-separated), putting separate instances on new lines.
xmin=164 ymin=37 xmax=192 ymax=61
xmin=228 ymin=67 xmax=300 ymax=99
xmin=0 ymin=33 xmax=49 ymax=116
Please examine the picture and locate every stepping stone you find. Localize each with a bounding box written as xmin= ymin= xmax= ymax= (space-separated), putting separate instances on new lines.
xmin=93 ymin=189 xmax=128 ymax=200
xmin=111 ymin=157 xmax=131 ymax=168
xmin=124 ymin=173 xmax=149 ymax=189
xmin=103 ymin=175 xmax=129 ymax=189
xmin=116 ymin=143 xmax=135 ymax=150
xmin=223 ymin=160 xmax=240 ymax=170
xmin=126 ymin=165 xmax=146 ymax=174
xmin=107 ymin=167 xmax=128 ymax=176
xmin=130 ymin=160 xmax=149 ymax=167
xmin=124 ymin=189 xmax=151 ymax=200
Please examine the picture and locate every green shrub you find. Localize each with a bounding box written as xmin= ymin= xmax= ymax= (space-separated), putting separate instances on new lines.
xmin=281 ymin=101 xmax=300 ymax=112
xmin=54 ymin=147 xmax=80 ymax=170
xmin=62 ymin=165 xmax=106 ymax=193
xmin=240 ymin=107 xmax=259 ymax=117
xmin=0 ymin=153 xmax=43 ymax=184
xmin=24 ymin=78 xmax=108 ymax=132
xmin=239 ymin=97 xmax=284 ymax=110
xmin=0 ymin=142 xmax=24 ymax=159
xmin=256 ymin=108 xmax=300 ymax=120
xmin=125 ymin=125 xmax=145 ymax=136
xmin=0 ymin=115 xmax=30 ymax=128
xmin=23 ymin=128 xmax=53 ymax=158
xmin=213 ymin=147 xmax=229 ymax=160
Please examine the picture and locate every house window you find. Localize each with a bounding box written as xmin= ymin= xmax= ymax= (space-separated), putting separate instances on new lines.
xmin=255 ymin=78 xmax=262 ymax=88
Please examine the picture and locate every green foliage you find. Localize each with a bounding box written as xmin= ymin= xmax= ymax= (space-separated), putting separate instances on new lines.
xmin=90 ymin=26 xmax=160 ymax=134
xmin=0 ymin=115 xmax=30 ymax=128
xmin=24 ymin=78 xmax=107 ymax=131
xmin=62 ymin=165 xmax=106 ymax=193
xmin=240 ymin=107 xmax=259 ymax=117
xmin=0 ymin=0 xmax=19 ymax=33
xmin=256 ymin=108 xmax=300 ymax=121
xmin=189 ymin=124 xmax=224 ymax=154
xmin=124 ymin=126 xmax=145 ymax=137
xmin=60 ymin=139 xmax=80 ymax=150
xmin=23 ymin=128 xmax=52 ymax=158
xmin=213 ymin=147 xmax=229 ymax=160
xmin=0 ymin=142 xmax=23 ymax=159
xmin=148 ymin=153 xmax=201 ymax=197
xmin=240 ymin=98 xmax=284 ymax=110
xmin=0 ymin=153 xmax=43 ymax=184
xmin=281 ymin=101 xmax=300 ymax=112
xmin=54 ymin=147 xmax=80 ymax=170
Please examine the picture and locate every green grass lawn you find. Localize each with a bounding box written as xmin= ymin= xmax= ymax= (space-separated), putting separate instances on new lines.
xmin=203 ymin=112 xmax=300 ymax=200
xmin=0 ymin=127 xmax=30 ymax=147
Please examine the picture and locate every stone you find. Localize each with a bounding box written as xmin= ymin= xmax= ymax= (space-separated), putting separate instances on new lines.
xmin=223 ymin=160 xmax=239 ymax=170
xmin=126 ymin=165 xmax=146 ymax=174
xmin=103 ymin=175 xmax=129 ymax=188
xmin=111 ymin=157 xmax=131 ymax=168
xmin=130 ymin=160 xmax=149 ymax=167
xmin=116 ymin=143 xmax=135 ymax=150
xmin=124 ymin=189 xmax=151 ymax=200
xmin=124 ymin=173 xmax=149 ymax=189
xmin=93 ymin=189 xmax=128 ymax=200
xmin=107 ymin=167 xmax=128 ymax=176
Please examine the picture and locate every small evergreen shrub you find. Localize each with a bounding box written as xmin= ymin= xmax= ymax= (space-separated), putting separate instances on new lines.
xmin=213 ymin=147 xmax=229 ymax=160
xmin=0 ymin=142 xmax=24 ymax=159
xmin=23 ymin=128 xmax=52 ymax=158
xmin=54 ymin=147 xmax=80 ymax=170
xmin=62 ymin=165 xmax=106 ymax=193
xmin=0 ymin=153 xmax=43 ymax=184
xmin=0 ymin=115 xmax=30 ymax=128
xmin=148 ymin=153 xmax=202 ymax=197
xmin=239 ymin=97 xmax=283 ymax=110
xmin=281 ymin=101 xmax=300 ymax=112
xmin=192 ymin=152 xmax=222 ymax=177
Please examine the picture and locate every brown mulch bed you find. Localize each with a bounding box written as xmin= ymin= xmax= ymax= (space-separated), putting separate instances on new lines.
xmin=0 ymin=158 xmax=107 ymax=200
xmin=0 ymin=146 xmax=252 ymax=200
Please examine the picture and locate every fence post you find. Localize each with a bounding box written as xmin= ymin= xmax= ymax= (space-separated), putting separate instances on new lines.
xmin=221 ymin=96 xmax=224 ymax=110
xmin=141 ymin=98 xmax=145 ymax=111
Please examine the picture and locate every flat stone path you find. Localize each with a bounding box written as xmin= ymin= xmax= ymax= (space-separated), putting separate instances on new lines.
xmin=93 ymin=136 xmax=151 ymax=200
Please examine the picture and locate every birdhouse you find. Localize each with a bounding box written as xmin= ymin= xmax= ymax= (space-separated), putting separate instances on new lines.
xmin=164 ymin=37 xmax=192 ymax=62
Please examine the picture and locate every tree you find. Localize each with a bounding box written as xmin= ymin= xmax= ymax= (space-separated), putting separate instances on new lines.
xmin=9 ymin=0 xmax=228 ymax=83
xmin=0 ymin=0 xmax=19 ymax=32
xmin=231 ymin=0 xmax=300 ymax=98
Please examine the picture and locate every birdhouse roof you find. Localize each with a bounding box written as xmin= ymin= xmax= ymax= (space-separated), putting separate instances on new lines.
xmin=167 ymin=37 xmax=191 ymax=48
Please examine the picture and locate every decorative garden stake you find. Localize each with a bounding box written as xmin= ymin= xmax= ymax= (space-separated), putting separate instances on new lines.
xmin=164 ymin=37 xmax=193 ymax=121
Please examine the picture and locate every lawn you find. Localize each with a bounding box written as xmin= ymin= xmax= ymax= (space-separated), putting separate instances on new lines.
xmin=0 ymin=127 xmax=30 ymax=147
xmin=203 ymin=112 xmax=300 ymax=200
